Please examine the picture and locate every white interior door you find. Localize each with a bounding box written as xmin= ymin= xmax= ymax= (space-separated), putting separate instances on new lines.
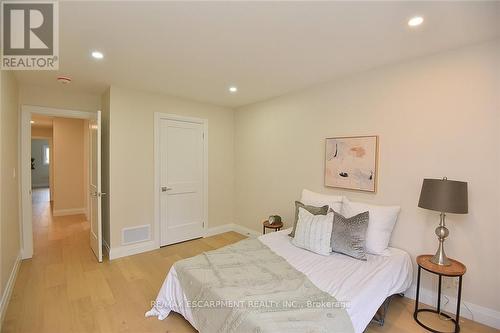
xmin=160 ymin=118 xmax=205 ymax=246
xmin=89 ymin=111 xmax=103 ymax=262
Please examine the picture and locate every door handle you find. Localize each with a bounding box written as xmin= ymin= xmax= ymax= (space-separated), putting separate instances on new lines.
xmin=161 ymin=186 xmax=172 ymax=192
xmin=98 ymin=192 xmax=107 ymax=197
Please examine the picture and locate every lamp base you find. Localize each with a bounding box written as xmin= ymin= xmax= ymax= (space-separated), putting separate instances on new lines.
xmin=430 ymin=215 xmax=451 ymax=266
xmin=430 ymin=251 xmax=451 ymax=266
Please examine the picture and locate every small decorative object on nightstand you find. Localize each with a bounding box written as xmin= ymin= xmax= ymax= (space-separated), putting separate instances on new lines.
xmin=414 ymin=254 xmax=466 ymax=333
xmin=268 ymin=215 xmax=282 ymax=225
xmin=262 ymin=219 xmax=283 ymax=234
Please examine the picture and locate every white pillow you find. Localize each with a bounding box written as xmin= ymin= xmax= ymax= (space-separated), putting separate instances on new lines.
xmin=301 ymin=189 xmax=343 ymax=212
xmin=292 ymin=207 xmax=333 ymax=256
xmin=341 ymin=197 xmax=400 ymax=255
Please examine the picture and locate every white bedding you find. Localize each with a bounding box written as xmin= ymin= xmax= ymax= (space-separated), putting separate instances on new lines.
xmin=146 ymin=229 xmax=413 ymax=333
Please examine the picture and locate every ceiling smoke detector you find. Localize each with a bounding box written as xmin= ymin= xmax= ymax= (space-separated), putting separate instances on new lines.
xmin=57 ymin=76 xmax=72 ymax=84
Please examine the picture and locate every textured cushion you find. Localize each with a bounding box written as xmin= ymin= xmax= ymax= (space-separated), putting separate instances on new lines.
xmin=289 ymin=201 xmax=329 ymax=237
xmin=341 ymin=197 xmax=400 ymax=255
xmin=300 ymin=189 xmax=344 ymax=212
xmin=292 ymin=208 xmax=334 ymax=256
xmin=331 ymin=211 xmax=369 ymax=260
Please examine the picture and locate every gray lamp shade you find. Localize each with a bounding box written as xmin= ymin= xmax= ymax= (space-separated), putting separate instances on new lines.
xmin=418 ymin=178 xmax=468 ymax=214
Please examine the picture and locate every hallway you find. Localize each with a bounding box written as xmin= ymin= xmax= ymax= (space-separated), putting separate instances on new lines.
xmin=31 ymin=188 xmax=91 ymax=262
xmin=3 ymin=187 xmax=98 ymax=332
xmin=32 ymin=188 xmax=50 ymax=204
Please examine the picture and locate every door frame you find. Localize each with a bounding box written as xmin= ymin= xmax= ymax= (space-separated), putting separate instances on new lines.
xmin=20 ymin=105 xmax=95 ymax=259
xmin=153 ymin=112 xmax=208 ymax=248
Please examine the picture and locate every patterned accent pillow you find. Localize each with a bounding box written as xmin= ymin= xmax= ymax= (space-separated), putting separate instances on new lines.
xmin=292 ymin=208 xmax=334 ymax=256
xmin=289 ymin=201 xmax=329 ymax=237
xmin=331 ymin=211 xmax=369 ymax=261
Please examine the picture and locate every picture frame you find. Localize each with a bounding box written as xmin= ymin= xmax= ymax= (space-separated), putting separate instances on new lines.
xmin=325 ymin=135 xmax=378 ymax=192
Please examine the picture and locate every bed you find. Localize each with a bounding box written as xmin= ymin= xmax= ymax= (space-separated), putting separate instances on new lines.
xmin=146 ymin=228 xmax=413 ymax=333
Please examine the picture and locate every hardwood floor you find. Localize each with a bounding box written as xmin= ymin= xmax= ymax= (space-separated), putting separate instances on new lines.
xmin=2 ymin=188 xmax=497 ymax=333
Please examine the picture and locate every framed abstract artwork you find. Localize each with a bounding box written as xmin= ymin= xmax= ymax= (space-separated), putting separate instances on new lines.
xmin=325 ymin=135 xmax=378 ymax=192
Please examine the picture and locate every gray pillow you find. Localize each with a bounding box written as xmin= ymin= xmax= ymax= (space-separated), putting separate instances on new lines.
xmin=331 ymin=211 xmax=369 ymax=261
xmin=289 ymin=201 xmax=329 ymax=237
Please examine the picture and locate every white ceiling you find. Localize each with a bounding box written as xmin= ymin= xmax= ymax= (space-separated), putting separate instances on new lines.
xmin=14 ymin=1 xmax=500 ymax=108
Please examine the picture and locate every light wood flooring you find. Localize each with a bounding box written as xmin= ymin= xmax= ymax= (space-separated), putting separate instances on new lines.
xmin=1 ymin=188 xmax=497 ymax=333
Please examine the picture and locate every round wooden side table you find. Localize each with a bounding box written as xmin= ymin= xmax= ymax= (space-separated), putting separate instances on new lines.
xmin=414 ymin=255 xmax=467 ymax=333
xmin=262 ymin=220 xmax=283 ymax=234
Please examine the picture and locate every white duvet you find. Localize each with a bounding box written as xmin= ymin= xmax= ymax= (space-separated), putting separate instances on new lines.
xmin=146 ymin=229 xmax=413 ymax=333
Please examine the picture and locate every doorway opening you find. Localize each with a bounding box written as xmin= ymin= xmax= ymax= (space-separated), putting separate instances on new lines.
xmin=30 ymin=114 xmax=89 ymax=258
xmin=21 ymin=106 xmax=103 ymax=262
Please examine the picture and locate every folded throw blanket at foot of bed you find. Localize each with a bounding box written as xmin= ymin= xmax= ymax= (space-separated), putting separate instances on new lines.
xmin=172 ymin=238 xmax=354 ymax=333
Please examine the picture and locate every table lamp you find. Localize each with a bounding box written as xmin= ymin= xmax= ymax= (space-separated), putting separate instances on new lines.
xmin=418 ymin=177 xmax=468 ymax=266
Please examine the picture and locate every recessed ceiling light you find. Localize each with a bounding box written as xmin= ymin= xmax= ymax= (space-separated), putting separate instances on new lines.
xmin=30 ymin=120 xmax=35 ymax=124
xmin=228 ymin=86 xmax=238 ymax=93
xmin=408 ymin=16 xmax=424 ymax=27
xmin=91 ymin=51 xmax=104 ymax=59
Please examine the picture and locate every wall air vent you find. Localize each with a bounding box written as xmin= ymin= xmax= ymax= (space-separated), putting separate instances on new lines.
xmin=122 ymin=224 xmax=151 ymax=245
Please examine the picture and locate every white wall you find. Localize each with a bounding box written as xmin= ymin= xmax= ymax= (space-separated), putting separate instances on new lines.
xmin=235 ymin=40 xmax=500 ymax=314
xmin=101 ymin=88 xmax=111 ymax=247
xmin=105 ymin=86 xmax=235 ymax=249
xmin=0 ymin=70 xmax=20 ymax=321
xmin=31 ymin=139 xmax=50 ymax=188
xmin=19 ymin=84 xmax=100 ymax=112
xmin=52 ymin=118 xmax=86 ymax=215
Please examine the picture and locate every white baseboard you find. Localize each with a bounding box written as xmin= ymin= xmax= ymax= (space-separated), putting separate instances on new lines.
xmin=232 ymin=224 xmax=261 ymax=238
xmin=405 ymin=284 xmax=500 ymax=329
xmin=206 ymin=223 xmax=260 ymax=238
xmin=108 ymin=240 xmax=157 ymax=260
xmin=204 ymin=224 xmax=235 ymax=236
xmin=52 ymin=207 xmax=86 ymax=217
xmin=0 ymin=253 xmax=21 ymax=327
